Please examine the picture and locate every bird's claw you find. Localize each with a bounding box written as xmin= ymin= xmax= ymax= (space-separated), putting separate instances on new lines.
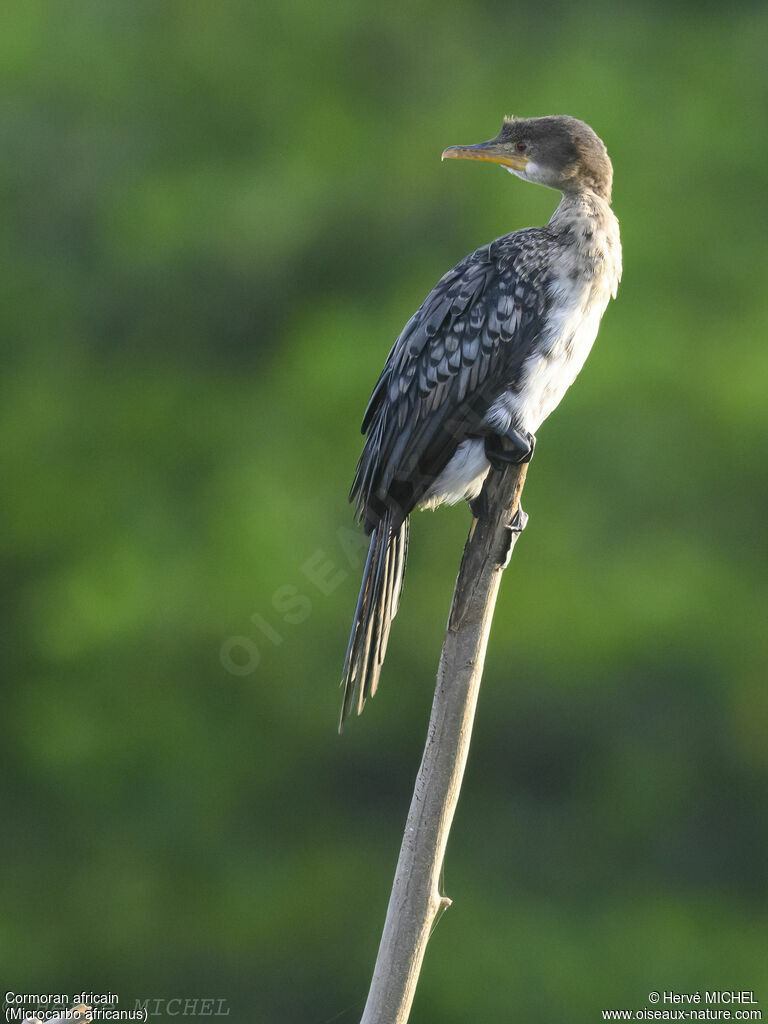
xmin=498 ymin=505 xmax=528 ymax=567
xmin=509 ymin=505 xmax=529 ymax=533
xmin=484 ymin=428 xmax=536 ymax=469
xmin=468 ymin=489 xmax=489 ymax=522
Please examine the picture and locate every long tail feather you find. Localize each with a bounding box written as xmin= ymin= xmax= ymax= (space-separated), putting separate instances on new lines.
xmin=339 ymin=511 xmax=409 ymax=729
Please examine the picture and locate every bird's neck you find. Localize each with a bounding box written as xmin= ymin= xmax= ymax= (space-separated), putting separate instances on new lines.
xmin=549 ymin=189 xmax=618 ymax=239
xmin=548 ymin=189 xmax=622 ymax=295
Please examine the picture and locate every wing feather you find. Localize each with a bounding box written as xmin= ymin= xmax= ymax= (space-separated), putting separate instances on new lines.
xmin=352 ymin=229 xmax=553 ymax=529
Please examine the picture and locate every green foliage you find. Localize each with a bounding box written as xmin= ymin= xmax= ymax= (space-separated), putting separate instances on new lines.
xmin=2 ymin=1 xmax=767 ymax=1020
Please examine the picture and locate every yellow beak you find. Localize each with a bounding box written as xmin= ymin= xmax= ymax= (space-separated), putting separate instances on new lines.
xmin=441 ymin=139 xmax=528 ymax=171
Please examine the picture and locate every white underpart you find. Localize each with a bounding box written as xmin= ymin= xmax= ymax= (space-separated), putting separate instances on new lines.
xmin=419 ymin=438 xmax=490 ymax=510
xmin=484 ymin=281 xmax=607 ymax=436
xmin=419 ymin=190 xmax=621 ymax=512
xmin=489 ymin=189 xmax=620 ymax=437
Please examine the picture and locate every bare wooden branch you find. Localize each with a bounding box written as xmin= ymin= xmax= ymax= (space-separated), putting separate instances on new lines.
xmin=360 ymin=460 xmax=529 ymax=1024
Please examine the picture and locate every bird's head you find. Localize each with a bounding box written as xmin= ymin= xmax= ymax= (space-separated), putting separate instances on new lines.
xmin=442 ymin=114 xmax=613 ymax=203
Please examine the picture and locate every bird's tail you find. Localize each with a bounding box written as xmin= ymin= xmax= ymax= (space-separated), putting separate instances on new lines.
xmin=339 ymin=510 xmax=409 ymax=730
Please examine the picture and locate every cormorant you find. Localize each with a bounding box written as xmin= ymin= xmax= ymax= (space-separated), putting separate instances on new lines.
xmin=340 ymin=114 xmax=622 ymax=727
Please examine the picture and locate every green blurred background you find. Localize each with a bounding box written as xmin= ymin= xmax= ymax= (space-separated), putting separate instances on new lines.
xmin=3 ymin=1 xmax=767 ymax=1020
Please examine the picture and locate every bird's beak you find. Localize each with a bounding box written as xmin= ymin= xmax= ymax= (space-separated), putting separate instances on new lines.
xmin=441 ymin=137 xmax=528 ymax=171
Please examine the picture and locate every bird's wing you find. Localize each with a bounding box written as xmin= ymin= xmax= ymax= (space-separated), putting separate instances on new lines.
xmin=352 ymin=229 xmax=552 ymax=528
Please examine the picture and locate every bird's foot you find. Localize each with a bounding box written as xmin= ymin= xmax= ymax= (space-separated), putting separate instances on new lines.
xmin=509 ymin=505 xmax=529 ymax=533
xmin=468 ymin=489 xmax=489 ymax=522
xmin=484 ymin=428 xmax=536 ymax=469
xmin=469 ymin=494 xmax=528 ymax=531
xmin=498 ymin=504 xmax=529 ymax=567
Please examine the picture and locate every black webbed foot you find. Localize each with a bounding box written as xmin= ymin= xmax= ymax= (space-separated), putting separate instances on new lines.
xmin=484 ymin=428 xmax=536 ymax=469
xmin=497 ymin=504 xmax=529 ymax=567
xmin=509 ymin=505 xmax=529 ymax=533
xmin=468 ymin=489 xmax=489 ymax=522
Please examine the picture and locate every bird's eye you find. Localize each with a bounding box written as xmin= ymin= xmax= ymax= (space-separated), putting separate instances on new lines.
xmin=516 ymin=142 xmax=527 ymax=153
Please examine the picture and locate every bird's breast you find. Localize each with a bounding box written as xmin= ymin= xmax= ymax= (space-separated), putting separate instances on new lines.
xmin=516 ymin=290 xmax=606 ymax=431
xmin=486 ymin=232 xmax=620 ymax=435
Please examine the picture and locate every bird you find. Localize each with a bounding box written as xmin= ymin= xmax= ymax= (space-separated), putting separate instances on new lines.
xmin=340 ymin=114 xmax=622 ymax=728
